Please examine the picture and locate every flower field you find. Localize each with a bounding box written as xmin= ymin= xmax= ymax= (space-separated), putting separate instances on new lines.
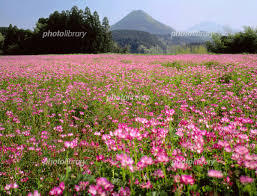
xmin=0 ymin=54 xmax=256 ymax=195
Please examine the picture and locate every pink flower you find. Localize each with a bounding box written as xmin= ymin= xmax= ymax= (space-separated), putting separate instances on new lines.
xmin=140 ymin=181 xmax=152 ymax=189
xmin=221 ymin=117 xmax=230 ymax=123
xmin=174 ymin=175 xmax=181 ymax=183
xmin=194 ymin=156 xmax=207 ymax=166
xmin=225 ymin=146 xmax=232 ymax=153
xmin=96 ymin=177 xmax=114 ymax=191
xmin=4 ymin=184 xmax=11 ymax=191
xmin=234 ymin=145 xmax=249 ymax=155
xmin=64 ymin=141 xmax=72 ymax=148
xmin=78 ymin=181 xmax=89 ymax=190
xmin=134 ymin=179 xmax=139 ymax=185
xmin=208 ymin=170 xmax=223 ymax=178
xmin=141 ymin=156 xmax=153 ymax=165
xmin=4 ymin=183 xmax=19 ymax=191
xmin=165 ymin=109 xmax=175 ymax=116
xmin=74 ymin=185 xmax=80 ymax=192
xmin=54 ymin=125 xmax=63 ymax=133
xmin=156 ymin=153 xmax=169 ymax=163
xmin=225 ymin=177 xmax=232 ymax=186
xmin=172 ymin=156 xmax=188 ymax=170
xmin=119 ymin=187 xmax=130 ymax=196
xmin=49 ymin=187 xmax=62 ymax=195
xmin=250 ymin=129 xmax=257 ymax=135
xmin=59 ymin=182 xmax=65 ymax=190
xmin=135 ymin=117 xmax=148 ymax=124
xmin=181 ymin=175 xmax=194 ymax=185
xmin=116 ymin=153 xmax=134 ymax=170
xmin=64 ymin=139 xmax=78 ymax=149
xmin=137 ymin=156 xmax=153 ymax=170
xmin=41 ymin=157 xmax=48 ymax=164
xmin=27 ymin=190 xmax=40 ymax=196
xmin=12 ymin=182 xmax=19 ymax=189
xmin=88 ymin=185 xmax=98 ymax=196
xmin=153 ymin=169 xmax=165 ymax=178
xmin=240 ymin=176 xmax=254 ymax=184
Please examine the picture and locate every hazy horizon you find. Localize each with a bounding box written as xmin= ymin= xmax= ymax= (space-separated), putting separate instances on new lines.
xmin=0 ymin=0 xmax=256 ymax=31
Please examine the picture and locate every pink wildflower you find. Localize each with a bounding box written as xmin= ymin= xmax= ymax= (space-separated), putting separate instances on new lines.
xmin=208 ymin=170 xmax=223 ymax=178
xmin=181 ymin=175 xmax=195 ymax=185
xmin=240 ymin=176 xmax=254 ymax=184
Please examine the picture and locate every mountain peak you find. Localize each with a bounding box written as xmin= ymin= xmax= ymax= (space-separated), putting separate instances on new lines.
xmin=131 ymin=10 xmax=146 ymax=13
xmin=125 ymin=10 xmax=150 ymax=18
xmin=111 ymin=10 xmax=175 ymax=35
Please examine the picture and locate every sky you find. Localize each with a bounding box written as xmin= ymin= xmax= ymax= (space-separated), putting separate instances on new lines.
xmin=0 ymin=0 xmax=256 ymax=31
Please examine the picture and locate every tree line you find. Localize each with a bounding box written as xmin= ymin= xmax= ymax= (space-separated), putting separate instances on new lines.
xmin=206 ymin=27 xmax=257 ymax=53
xmin=0 ymin=6 xmax=123 ymax=55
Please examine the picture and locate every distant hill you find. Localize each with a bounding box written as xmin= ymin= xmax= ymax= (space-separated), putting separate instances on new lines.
xmin=187 ymin=22 xmax=241 ymax=34
xmin=156 ymin=33 xmax=211 ymax=46
xmin=111 ymin=10 xmax=175 ymax=35
xmin=111 ymin=30 xmax=165 ymax=53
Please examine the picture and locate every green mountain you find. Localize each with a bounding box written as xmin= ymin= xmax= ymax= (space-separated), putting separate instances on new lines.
xmin=111 ymin=10 xmax=175 ymax=35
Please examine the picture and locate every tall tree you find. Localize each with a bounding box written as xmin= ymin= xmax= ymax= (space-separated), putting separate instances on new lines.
xmin=102 ymin=17 xmax=112 ymax=52
xmin=0 ymin=33 xmax=4 ymax=50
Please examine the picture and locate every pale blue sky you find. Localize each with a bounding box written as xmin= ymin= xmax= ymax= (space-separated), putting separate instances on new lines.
xmin=0 ymin=0 xmax=256 ymax=31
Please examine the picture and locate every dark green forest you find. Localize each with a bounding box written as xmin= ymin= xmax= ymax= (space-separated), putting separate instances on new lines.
xmin=0 ymin=6 xmax=114 ymax=55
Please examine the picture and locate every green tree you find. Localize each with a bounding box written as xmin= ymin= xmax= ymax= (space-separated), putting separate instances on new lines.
xmin=102 ymin=17 xmax=112 ymax=52
xmin=0 ymin=32 xmax=4 ymax=50
xmin=206 ymin=27 xmax=257 ymax=54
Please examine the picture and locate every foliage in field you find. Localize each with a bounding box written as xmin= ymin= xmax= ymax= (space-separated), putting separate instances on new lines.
xmin=0 ymin=54 xmax=256 ymax=195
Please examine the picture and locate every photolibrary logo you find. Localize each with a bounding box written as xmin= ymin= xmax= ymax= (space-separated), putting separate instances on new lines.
xmin=42 ymin=157 xmax=86 ymax=167
xmin=170 ymin=31 xmax=229 ymax=37
xmin=42 ymin=30 xmax=87 ymax=39
xmin=107 ymin=94 xmax=150 ymax=102
xmin=169 ymin=158 xmax=216 ymax=167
